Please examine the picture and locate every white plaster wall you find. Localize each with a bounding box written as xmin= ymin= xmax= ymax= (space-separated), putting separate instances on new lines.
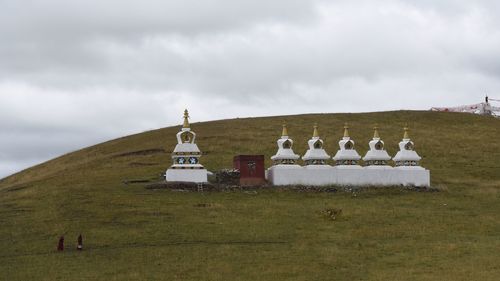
xmin=302 ymin=165 xmax=336 ymax=185
xmin=267 ymin=165 xmax=430 ymax=187
xmin=335 ymin=166 xmax=366 ymax=186
xmin=165 ymin=169 xmax=208 ymax=183
xmin=267 ymin=165 xmax=303 ymax=186
xmin=362 ymin=166 xmax=397 ymax=186
xmin=393 ymin=167 xmax=430 ymax=187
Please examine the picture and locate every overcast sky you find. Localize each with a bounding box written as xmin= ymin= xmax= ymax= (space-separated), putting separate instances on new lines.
xmin=1 ymin=0 xmax=499 ymax=178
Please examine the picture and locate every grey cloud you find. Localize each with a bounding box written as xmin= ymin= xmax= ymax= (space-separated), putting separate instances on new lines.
xmin=1 ymin=0 xmax=318 ymax=38
xmin=0 ymin=0 xmax=319 ymax=75
xmin=3 ymin=0 xmax=499 ymax=95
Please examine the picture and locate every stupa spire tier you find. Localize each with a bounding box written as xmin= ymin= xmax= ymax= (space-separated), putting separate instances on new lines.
xmin=281 ymin=122 xmax=288 ymax=138
xmin=183 ymin=109 xmax=190 ymax=129
xmin=343 ymin=123 xmax=350 ymax=138
xmin=403 ymin=123 xmax=410 ymax=140
xmin=312 ymin=124 xmax=319 ymax=138
xmin=373 ymin=124 xmax=380 ymax=139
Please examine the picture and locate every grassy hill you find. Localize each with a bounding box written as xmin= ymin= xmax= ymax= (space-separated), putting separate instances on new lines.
xmin=1 ymin=110 xmax=499 ymax=280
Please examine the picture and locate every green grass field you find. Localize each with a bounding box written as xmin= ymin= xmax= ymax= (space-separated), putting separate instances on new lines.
xmin=1 ymin=111 xmax=499 ymax=280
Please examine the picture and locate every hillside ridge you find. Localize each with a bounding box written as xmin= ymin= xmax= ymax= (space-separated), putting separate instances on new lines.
xmin=1 ymin=110 xmax=499 ymax=188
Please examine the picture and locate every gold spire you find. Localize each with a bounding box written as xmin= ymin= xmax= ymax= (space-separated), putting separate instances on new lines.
xmin=373 ymin=124 xmax=380 ymax=139
xmin=282 ymin=122 xmax=288 ymax=137
xmin=343 ymin=123 xmax=350 ymax=138
xmin=313 ymin=123 xmax=319 ymax=138
xmin=183 ymin=109 xmax=190 ymax=128
xmin=403 ymin=123 xmax=410 ymax=139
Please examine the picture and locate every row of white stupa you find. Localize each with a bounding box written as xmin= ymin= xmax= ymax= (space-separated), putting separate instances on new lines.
xmin=267 ymin=123 xmax=430 ymax=187
xmin=165 ymin=110 xmax=430 ymax=187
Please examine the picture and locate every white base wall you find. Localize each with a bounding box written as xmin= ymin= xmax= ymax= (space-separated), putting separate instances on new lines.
xmin=267 ymin=165 xmax=430 ymax=187
xmin=266 ymin=165 xmax=303 ymax=186
xmin=165 ymin=169 xmax=208 ymax=183
xmin=393 ymin=166 xmax=431 ymax=187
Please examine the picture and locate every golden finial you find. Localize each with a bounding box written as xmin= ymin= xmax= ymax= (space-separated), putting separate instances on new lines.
xmin=282 ymin=122 xmax=288 ymax=137
xmin=343 ymin=123 xmax=350 ymax=138
xmin=373 ymin=124 xmax=380 ymax=139
xmin=183 ymin=109 xmax=190 ymax=128
xmin=403 ymin=123 xmax=410 ymax=139
xmin=313 ymin=123 xmax=319 ymax=138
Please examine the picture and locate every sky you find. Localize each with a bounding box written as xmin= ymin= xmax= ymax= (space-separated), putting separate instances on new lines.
xmin=1 ymin=0 xmax=500 ymax=178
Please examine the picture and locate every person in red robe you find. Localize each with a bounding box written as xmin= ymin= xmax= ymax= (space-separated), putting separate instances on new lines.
xmin=57 ymin=236 xmax=64 ymax=251
xmin=77 ymin=234 xmax=83 ymax=250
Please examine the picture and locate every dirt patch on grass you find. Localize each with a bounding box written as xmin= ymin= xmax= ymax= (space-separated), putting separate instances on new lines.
xmin=113 ymin=148 xmax=166 ymax=158
xmin=321 ymin=208 xmax=343 ymax=221
xmin=123 ymin=179 xmax=153 ymax=184
xmin=129 ymin=162 xmax=159 ymax=167
xmin=2 ymin=184 xmax=31 ymax=193
xmin=192 ymin=203 xmax=224 ymax=208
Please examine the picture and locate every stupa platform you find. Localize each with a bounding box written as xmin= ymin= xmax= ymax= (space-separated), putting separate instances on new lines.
xmin=267 ymin=166 xmax=429 ymax=187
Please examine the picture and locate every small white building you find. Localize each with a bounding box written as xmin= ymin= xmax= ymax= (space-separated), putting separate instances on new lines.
xmin=165 ymin=110 xmax=208 ymax=183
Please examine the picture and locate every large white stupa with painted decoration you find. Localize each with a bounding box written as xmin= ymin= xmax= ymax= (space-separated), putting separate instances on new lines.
xmin=165 ymin=109 xmax=208 ymax=183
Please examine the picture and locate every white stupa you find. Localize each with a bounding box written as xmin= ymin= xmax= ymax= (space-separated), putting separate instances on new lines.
xmin=363 ymin=125 xmax=392 ymax=167
xmin=393 ymin=125 xmax=422 ymax=167
xmin=302 ymin=124 xmax=330 ymax=165
xmin=332 ymin=123 xmax=362 ymax=166
xmin=392 ymin=125 xmax=430 ymax=186
xmin=270 ymin=123 xmax=300 ymax=165
xmin=165 ymin=109 xmax=208 ymax=183
xmin=267 ymin=123 xmax=302 ymax=185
